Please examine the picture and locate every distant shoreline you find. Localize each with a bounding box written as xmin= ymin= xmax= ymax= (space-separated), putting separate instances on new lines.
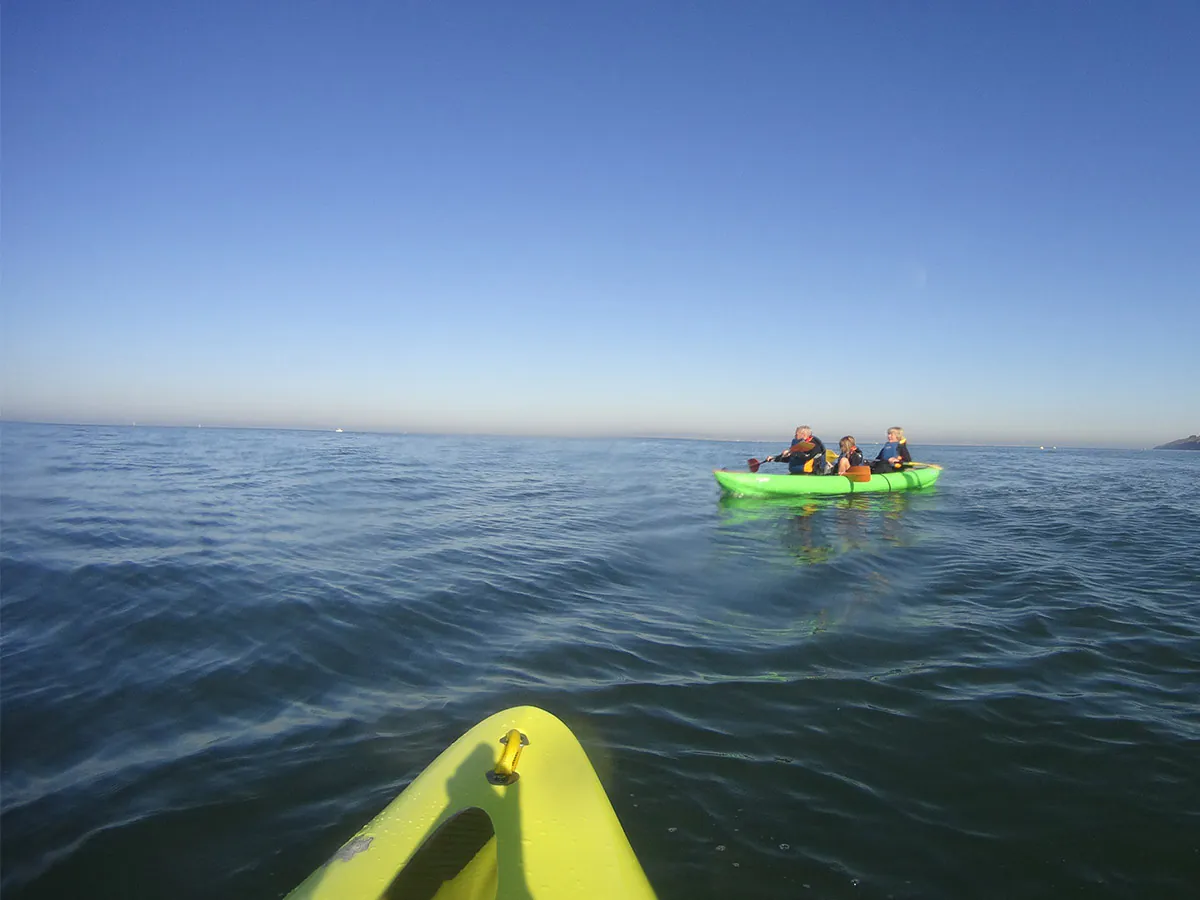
xmin=1153 ymin=435 xmax=1200 ymax=451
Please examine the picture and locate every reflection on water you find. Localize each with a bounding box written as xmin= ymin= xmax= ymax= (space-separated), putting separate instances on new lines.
xmin=704 ymin=490 xmax=943 ymax=643
xmin=715 ymin=488 xmax=938 ymax=566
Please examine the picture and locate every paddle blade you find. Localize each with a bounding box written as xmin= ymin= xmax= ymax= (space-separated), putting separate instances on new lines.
xmin=844 ymin=465 xmax=872 ymax=483
xmin=747 ymin=458 xmax=761 ymax=473
xmin=790 ymin=441 xmax=815 ymax=453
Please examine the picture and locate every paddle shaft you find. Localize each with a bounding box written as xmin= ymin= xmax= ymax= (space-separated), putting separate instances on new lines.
xmin=748 ymin=443 xmax=832 ymax=473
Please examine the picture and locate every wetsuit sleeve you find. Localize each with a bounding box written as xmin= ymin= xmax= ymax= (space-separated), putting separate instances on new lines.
xmin=899 ymin=443 xmax=912 ymax=464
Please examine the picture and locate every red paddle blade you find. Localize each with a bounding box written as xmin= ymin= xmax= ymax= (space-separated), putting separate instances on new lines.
xmin=790 ymin=441 xmax=815 ymax=453
xmin=748 ymin=458 xmax=761 ymax=473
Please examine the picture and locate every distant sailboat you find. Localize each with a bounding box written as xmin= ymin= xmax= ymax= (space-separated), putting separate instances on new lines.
xmin=335 ymin=428 xmax=344 ymax=433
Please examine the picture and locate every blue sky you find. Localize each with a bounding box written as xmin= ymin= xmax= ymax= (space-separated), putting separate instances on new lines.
xmin=3 ymin=0 xmax=1197 ymax=447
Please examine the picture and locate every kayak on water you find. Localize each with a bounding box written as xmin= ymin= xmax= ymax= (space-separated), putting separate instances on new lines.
xmin=286 ymin=706 xmax=657 ymax=900
xmin=714 ymin=463 xmax=942 ymax=497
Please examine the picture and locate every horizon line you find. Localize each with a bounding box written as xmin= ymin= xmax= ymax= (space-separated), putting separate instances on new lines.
xmin=0 ymin=418 xmax=1175 ymax=451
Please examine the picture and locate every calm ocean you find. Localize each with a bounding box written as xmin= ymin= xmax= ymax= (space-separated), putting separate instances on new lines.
xmin=1 ymin=423 xmax=1197 ymax=899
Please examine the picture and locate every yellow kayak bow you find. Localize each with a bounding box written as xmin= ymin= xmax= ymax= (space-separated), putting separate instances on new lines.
xmin=286 ymin=706 xmax=657 ymax=900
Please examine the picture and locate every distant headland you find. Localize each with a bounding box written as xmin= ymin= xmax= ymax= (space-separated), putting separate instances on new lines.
xmin=1154 ymin=434 xmax=1200 ymax=451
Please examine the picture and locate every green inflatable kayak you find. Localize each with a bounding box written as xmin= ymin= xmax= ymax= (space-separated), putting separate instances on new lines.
xmin=713 ymin=463 xmax=941 ymax=497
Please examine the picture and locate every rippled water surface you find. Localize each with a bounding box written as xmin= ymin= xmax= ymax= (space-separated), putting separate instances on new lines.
xmin=2 ymin=423 xmax=1198 ymax=898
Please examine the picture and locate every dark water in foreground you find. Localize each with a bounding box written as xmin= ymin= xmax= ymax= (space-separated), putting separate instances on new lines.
xmin=2 ymin=423 xmax=1198 ymax=899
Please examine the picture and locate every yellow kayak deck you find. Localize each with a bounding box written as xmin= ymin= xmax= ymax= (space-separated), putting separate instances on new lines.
xmin=287 ymin=706 xmax=656 ymax=900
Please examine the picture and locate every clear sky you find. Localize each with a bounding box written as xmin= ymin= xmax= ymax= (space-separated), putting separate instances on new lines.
xmin=3 ymin=1 xmax=1197 ymax=447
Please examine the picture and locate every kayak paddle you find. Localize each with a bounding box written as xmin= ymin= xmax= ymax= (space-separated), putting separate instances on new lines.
xmin=747 ymin=441 xmax=819 ymax=473
xmin=842 ymin=465 xmax=872 ymax=483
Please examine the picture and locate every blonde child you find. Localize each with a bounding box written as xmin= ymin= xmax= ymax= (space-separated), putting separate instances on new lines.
xmin=871 ymin=427 xmax=912 ymax=473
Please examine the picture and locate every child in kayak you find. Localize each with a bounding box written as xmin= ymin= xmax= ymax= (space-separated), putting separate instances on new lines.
xmin=766 ymin=425 xmax=829 ymax=474
xmin=871 ymin=426 xmax=912 ymax=473
xmin=832 ymin=436 xmax=866 ymax=475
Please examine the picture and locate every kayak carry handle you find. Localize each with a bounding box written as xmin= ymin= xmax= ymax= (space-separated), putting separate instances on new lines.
xmin=487 ymin=729 xmax=529 ymax=785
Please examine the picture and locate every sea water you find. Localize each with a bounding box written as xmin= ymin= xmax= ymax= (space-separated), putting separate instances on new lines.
xmin=1 ymin=423 xmax=1197 ymax=899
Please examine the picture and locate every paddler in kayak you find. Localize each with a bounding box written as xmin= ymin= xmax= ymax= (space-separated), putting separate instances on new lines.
xmin=870 ymin=426 xmax=913 ymax=473
xmin=766 ymin=425 xmax=829 ymax=474
xmin=831 ymin=435 xmax=866 ymax=475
